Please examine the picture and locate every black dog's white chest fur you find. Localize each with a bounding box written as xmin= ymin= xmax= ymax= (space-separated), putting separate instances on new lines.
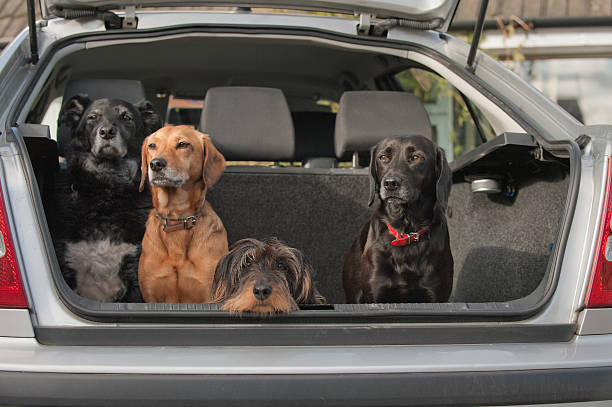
xmin=63 ymin=239 xmax=138 ymax=301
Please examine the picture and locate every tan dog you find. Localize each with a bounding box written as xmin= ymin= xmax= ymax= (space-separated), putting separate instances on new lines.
xmin=138 ymin=125 xmax=228 ymax=303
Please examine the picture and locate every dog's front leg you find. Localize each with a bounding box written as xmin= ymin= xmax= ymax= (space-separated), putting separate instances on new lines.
xmin=138 ymin=255 xmax=179 ymax=303
xmin=359 ymin=250 xmax=377 ymax=303
xmin=177 ymin=260 xmax=213 ymax=303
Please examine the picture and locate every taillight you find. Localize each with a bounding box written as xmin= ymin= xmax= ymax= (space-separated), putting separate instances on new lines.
xmin=0 ymin=187 xmax=27 ymax=308
xmin=587 ymin=156 xmax=612 ymax=307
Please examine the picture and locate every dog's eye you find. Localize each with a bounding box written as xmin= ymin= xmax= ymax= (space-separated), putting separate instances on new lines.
xmin=148 ymin=143 xmax=157 ymax=150
xmin=410 ymin=154 xmax=424 ymax=162
xmin=121 ymin=112 xmax=133 ymax=122
xmin=277 ymin=262 xmax=286 ymax=270
xmin=87 ymin=113 xmax=99 ymax=121
xmin=244 ymin=258 xmax=251 ymax=267
xmin=378 ymin=154 xmax=390 ymax=163
xmin=176 ymin=141 xmax=190 ymax=149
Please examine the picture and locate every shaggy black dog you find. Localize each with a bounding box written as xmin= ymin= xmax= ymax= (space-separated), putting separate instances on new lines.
xmin=342 ymin=135 xmax=453 ymax=303
xmin=54 ymin=95 xmax=161 ymax=302
xmin=211 ymin=238 xmax=325 ymax=315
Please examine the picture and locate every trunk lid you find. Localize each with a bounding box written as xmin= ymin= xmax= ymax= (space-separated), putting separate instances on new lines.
xmin=41 ymin=0 xmax=460 ymax=31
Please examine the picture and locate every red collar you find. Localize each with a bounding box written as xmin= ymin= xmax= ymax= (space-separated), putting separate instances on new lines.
xmin=386 ymin=223 xmax=430 ymax=247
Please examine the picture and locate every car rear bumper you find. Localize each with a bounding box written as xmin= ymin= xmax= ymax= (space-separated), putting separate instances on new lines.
xmin=2 ymin=335 xmax=612 ymax=406
xmin=2 ymin=367 xmax=612 ymax=406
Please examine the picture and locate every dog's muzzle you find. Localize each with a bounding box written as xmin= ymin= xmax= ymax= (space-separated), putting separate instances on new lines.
xmin=92 ymin=127 xmax=127 ymax=158
xmin=148 ymin=160 xmax=185 ymax=188
xmin=380 ymin=175 xmax=416 ymax=203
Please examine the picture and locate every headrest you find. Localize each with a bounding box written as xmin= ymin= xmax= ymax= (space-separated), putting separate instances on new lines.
xmin=334 ymin=91 xmax=432 ymax=158
xmin=201 ymin=87 xmax=294 ymax=161
xmin=63 ymin=79 xmax=146 ymax=103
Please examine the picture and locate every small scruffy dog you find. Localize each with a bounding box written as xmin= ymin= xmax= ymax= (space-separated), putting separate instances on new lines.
xmin=211 ymin=237 xmax=325 ymax=315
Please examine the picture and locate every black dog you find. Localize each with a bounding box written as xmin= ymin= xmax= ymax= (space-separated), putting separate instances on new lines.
xmin=54 ymin=95 xmax=161 ymax=302
xmin=342 ymin=135 xmax=453 ymax=303
xmin=211 ymin=238 xmax=324 ymax=315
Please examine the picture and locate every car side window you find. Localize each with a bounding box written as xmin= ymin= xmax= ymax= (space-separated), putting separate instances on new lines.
xmin=393 ymin=68 xmax=496 ymax=162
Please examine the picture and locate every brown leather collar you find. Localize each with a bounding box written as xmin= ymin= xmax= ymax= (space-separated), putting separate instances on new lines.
xmin=155 ymin=212 xmax=200 ymax=232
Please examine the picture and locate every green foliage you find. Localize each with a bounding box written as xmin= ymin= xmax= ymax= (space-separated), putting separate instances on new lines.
xmin=394 ymin=68 xmax=496 ymax=158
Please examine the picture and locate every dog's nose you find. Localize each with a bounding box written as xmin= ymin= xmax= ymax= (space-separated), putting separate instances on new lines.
xmin=383 ymin=176 xmax=401 ymax=192
xmin=98 ymin=126 xmax=117 ymax=140
xmin=149 ymin=158 xmax=167 ymax=172
xmin=253 ymin=283 xmax=272 ymax=301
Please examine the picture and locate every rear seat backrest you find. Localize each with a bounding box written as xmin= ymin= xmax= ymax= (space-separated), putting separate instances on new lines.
xmin=58 ymin=79 xmax=147 ymax=156
xmin=201 ymin=86 xmax=295 ymax=161
xmin=207 ymin=170 xmax=370 ymax=304
xmin=334 ymin=91 xmax=433 ymax=165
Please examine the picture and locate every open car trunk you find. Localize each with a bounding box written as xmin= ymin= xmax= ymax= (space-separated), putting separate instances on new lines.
xmin=19 ymin=19 xmax=576 ymax=331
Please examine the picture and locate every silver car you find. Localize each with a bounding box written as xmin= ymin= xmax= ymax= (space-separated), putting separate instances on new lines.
xmin=0 ymin=0 xmax=611 ymax=405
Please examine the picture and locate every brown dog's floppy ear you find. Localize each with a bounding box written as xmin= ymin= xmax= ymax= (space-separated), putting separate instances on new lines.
xmin=368 ymin=144 xmax=379 ymax=207
xmin=139 ymin=136 xmax=149 ymax=192
xmin=434 ymin=146 xmax=452 ymax=214
xmin=201 ymin=133 xmax=226 ymax=189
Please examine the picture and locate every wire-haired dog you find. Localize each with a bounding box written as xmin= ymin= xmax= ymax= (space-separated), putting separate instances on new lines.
xmin=211 ymin=238 xmax=324 ymax=315
xmin=54 ymin=95 xmax=161 ymax=302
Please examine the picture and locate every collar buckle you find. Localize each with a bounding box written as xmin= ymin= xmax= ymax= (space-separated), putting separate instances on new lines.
xmin=183 ymin=215 xmax=197 ymax=230
xmin=386 ymin=222 xmax=430 ymax=247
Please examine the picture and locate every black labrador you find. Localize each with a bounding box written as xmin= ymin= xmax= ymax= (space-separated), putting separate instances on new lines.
xmin=342 ymin=135 xmax=453 ymax=303
xmin=54 ymin=95 xmax=161 ymax=302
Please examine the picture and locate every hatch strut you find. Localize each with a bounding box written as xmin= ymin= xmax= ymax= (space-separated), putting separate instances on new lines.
xmin=26 ymin=0 xmax=39 ymax=64
xmin=465 ymin=0 xmax=489 ymax=73
xmin=48 ymin=6 xmax=123 ymax=29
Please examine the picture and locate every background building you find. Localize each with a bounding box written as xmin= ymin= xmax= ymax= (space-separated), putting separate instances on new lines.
xmin=0 ymin=0 xmax=31 ymax=48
